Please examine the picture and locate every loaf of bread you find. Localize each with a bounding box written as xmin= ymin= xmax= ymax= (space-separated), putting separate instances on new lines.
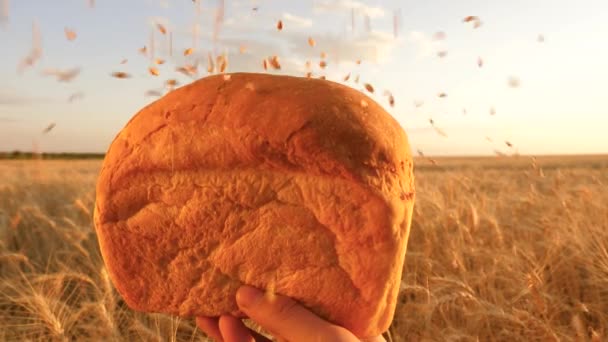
xmin=94 ymin=72 xmax=415 ymax=338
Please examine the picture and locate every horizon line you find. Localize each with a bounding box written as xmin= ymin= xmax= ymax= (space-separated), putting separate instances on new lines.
xmin=1 ymin=151 xmax=607 ymax=159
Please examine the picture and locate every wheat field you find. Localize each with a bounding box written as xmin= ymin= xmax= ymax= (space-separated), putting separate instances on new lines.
xmin=0 ymin=156 xmax=606 ymax=341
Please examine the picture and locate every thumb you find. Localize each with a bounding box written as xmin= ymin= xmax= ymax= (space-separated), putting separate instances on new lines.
xmin=235 ymin=285 xmax=353 ymax=342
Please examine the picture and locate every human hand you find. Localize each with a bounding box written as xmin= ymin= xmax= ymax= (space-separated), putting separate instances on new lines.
xmin=196 ymin=285 xmax=387 ymax=342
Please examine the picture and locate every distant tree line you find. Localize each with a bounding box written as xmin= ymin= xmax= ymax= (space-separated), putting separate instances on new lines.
xmin=0 ymin=151 xmax=105 ymax=160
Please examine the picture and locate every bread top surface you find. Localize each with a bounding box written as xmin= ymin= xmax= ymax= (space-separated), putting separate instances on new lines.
xmin=96 ymin=72 xmax=413 ymax=223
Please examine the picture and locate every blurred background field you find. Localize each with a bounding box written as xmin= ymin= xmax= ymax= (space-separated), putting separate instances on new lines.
xmin=1 ymin=156 xmax=606 ymax=341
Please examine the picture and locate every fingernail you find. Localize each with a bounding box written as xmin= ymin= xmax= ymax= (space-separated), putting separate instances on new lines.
xmin=236 ymin=285 xmax=263 ymax=309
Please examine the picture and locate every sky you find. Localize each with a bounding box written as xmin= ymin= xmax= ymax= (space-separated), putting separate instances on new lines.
xmin=0 ymin=0 xmax=607 ymax=156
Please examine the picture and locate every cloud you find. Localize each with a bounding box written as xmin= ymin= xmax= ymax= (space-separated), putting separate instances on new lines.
xmin=0 ymin=89 xmax=52 ymax=106
xmin=313 ymin=0 xmax=385 ymax=18
xmin=409 ymin=31 xmax=442 ymax=58
xmin=160 ymin=3 xmax=401 ymax=76
xmin=284 ymin=30 xmax=399 ymax=64
xmin=167 ymin=27 xmax=400 ymax=82
xmin=210 ymin=28 xmax=399 ymax=69
xmin=223 ymin=10 xmax=269 ymax=30
xmin=282 ymin=13 xmax=313 ymax=28
xmin=184 ymin=38 xmax=308 ymax=77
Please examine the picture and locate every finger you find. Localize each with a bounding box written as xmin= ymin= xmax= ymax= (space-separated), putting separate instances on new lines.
xmin=219 ymin=316 xmax=271 ymax=342
xmin=236 ymin=285 xmax=347 ymax=341
xmin=196 ymin=316 xmax=223 ymax=342
xmin=217 ymin=315 xmax=272 ymax=342
xmin=362 ymin=335 xmax=387 ymax=342
xmin=218 ymin=315 xmax=254 ymax=342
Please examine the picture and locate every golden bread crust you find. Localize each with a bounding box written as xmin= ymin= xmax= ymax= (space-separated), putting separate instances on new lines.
xmin=94 ymin=73 xmax=414 ymax=338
